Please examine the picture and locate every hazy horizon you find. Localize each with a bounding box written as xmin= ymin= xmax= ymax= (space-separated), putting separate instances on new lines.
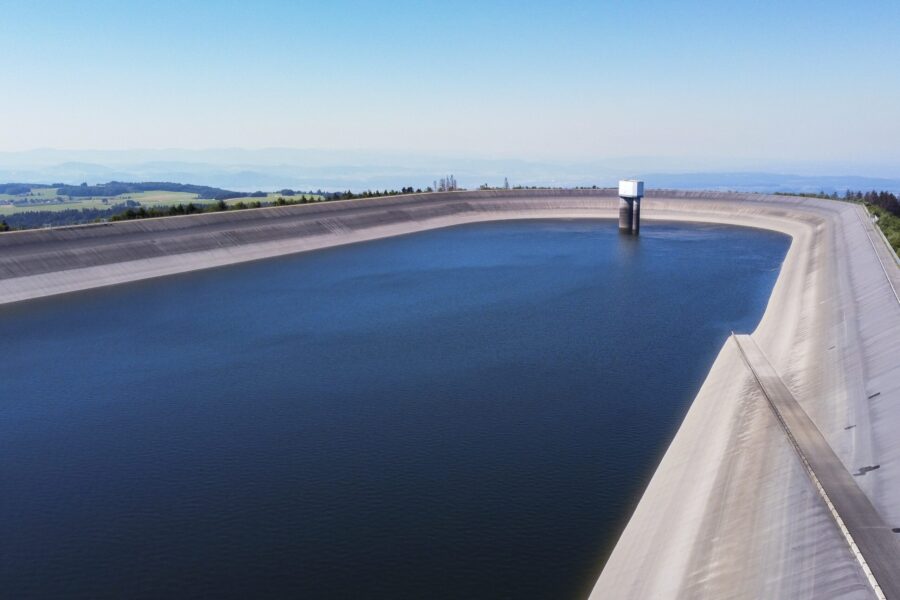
xmin=3 ymin=146 xmax=900 ymax=194
xmin=2 ymin=146 xmax=899 ymax=176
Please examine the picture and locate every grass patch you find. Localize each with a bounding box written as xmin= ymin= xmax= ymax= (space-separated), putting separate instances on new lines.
xmin=865 ymin=204 xmax=900 ymax=255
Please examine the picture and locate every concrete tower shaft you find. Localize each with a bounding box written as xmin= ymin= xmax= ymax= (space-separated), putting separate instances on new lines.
xmin=618 ymin=197 xmax=634 ymax=233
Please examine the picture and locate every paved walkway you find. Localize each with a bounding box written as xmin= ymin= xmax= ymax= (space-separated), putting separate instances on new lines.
xmin=733 ymin=334 xmax=900 ymax=600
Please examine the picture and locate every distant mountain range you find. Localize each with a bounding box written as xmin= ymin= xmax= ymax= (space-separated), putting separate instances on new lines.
xmin=1 ymin=149 xmax=898 ymax=193
xmin=636 ymin=172 xmax=900 ymax=194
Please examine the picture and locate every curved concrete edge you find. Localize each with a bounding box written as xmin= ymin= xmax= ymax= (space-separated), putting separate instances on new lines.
xmin=0 ymin=195 xmax=828 ymax=307
xmin=591 ymin=195 xmax=900 ymax=598
xmin=0 ymin=209 xmax=609 ymax=305
xmin=2 ymin=190 xmax=898 ymax=598
xmin=591 ymin=342 xmax=874 ymax=598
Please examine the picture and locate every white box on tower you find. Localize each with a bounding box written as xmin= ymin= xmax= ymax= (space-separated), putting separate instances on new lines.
xmin=618 ymin=180 xmax=644 ymax=198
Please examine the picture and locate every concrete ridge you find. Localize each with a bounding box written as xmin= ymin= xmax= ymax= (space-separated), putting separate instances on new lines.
xmin=733 ymin=334 xmax=900 ymax=600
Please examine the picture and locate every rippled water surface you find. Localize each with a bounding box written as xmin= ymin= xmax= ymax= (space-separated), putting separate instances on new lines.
xmin=1 ymin=220 xmax=789 ymax=599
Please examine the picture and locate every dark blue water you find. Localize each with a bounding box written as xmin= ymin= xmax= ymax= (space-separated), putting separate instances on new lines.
xmin=0 ymin=220 xmax=788 ymax=599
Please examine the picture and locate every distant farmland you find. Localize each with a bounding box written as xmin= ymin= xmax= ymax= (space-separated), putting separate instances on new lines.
xmin=0 ymin=182 xmax=438 ymax=231
xmin=0 ymin=183 xmax=323 ymax=229
xmin=0 ymin=190 xmax=205 ymax=215
xmin=0 ymin=191 xmax=324 ymax=215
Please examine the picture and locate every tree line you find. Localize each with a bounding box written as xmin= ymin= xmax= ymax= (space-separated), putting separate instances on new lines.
xmin=852 ymin=190 xmax=900 ymax=217
xmin=776 ymin=189 xmax=900 ymax=217
xmin=109 ymin=195 xmax=320 ymax=222
xmin=0 ymin=183 xmax=53 ymax=195
xmin=1 ymin=206 xmax=129 ymax=230
xmin=322 ymin=187 xmax=426 ymax=201
xmin=776 ymin=189 xmax=900 ymax=252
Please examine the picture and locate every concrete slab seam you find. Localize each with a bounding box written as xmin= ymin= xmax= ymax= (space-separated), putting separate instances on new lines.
xmin=731 ymin=333 xmax=886 ymax=600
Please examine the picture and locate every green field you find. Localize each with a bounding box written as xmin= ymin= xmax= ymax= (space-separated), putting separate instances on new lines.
xmin=0 ymin=187 xmax=63 ymax=204
xmin=0 ymin=188 xmax=322 ymax=216
xmin=0 ymin=190 xmax=203 ymax=215
xmin=114 ymin=191 xmax=203 ymax=205
xmin=0 ymin=192 xmax=111 ymax=215
xmin=0 ymin=187 xmax=60 ymax=201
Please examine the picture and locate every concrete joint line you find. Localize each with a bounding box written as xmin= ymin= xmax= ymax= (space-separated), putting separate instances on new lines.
xmin=732 ymin=334 xmax=888 ymax=600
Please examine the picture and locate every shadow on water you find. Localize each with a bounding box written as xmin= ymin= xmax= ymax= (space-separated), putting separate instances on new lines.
xmin=616 ymin=229 xmax=642 ymax=260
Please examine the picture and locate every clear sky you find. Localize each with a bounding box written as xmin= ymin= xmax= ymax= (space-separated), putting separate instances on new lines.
xmin=1 ymin=0 xmax=898 ymax=171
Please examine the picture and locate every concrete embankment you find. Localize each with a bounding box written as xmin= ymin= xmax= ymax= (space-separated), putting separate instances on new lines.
xmin=2 ymin=189 xmax=898 ymax=598
xmin=0 ymin=189 xmax=621 ymax=304
xmin=590 ymin=193 xmax=900 ymax=599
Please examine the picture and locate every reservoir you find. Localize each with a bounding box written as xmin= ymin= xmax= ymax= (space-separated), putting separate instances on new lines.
xmin=0 ymin=220 xmax=789 ymax=599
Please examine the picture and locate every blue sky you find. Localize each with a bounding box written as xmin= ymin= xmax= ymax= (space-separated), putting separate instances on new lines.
xmin=1 ymin=0 xmax=898 ymax=172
